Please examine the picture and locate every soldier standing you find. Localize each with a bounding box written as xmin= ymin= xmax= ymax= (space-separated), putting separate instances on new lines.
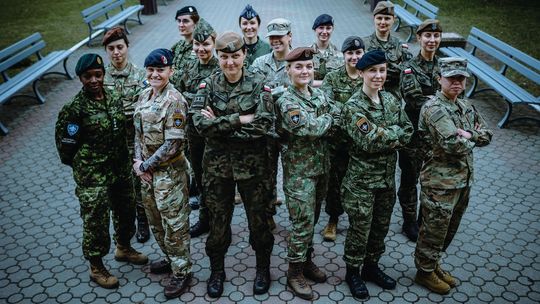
xmin=414 ymin=57 xmax=492 ymax=294
xmin=363 ymin=1 xmax=412 ymax=100
xmin=340 ymin=50 xmax=413 ymax=299
xmin=170 ymin=6 xmax=199 ymax=92
xmin=239 ymin=4 xmax=272 ymax=67
xmin=192 ymin=32 xmax=274 ymax=298
xmin=320 ymin=36 xmax=365 ymax=242
xmin=102 ymin=27 xmax=150 ymax=243
xmin=276 ymin=47 xmax=339 ymax=300
xmin=133 ymin=49 xmax=192 ymax=299
xmin=55 ymin=54 xmax=148 ymax=289
xmin=398 ymin=19 xmax=443 ymax=242
xmin=174 ymin=20 xmax=220 ymax=238
xmin=310 ymin=14 xmax=344 ymax=87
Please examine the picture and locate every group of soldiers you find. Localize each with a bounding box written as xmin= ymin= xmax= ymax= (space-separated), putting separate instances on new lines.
xmin=55 ymin=1 xmax=493 ymax=301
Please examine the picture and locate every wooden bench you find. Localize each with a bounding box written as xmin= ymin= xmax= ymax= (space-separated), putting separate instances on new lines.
xmin=81 ymin=0 xmax=144 ymax=46
xmin=440 ymin=27 xmax=540 ymax=128
xmin=393 ymin=0 xmax=439 ymax=42
xmin=0 ymin=33 xmax=75 ymax=135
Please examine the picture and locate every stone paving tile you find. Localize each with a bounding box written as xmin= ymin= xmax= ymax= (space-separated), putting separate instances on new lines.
xmin=1 ymin=0 xmax=540 ymax=303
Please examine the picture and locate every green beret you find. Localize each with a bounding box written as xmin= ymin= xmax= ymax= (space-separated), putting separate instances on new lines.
xmin=75 ymin=53 xmax=104 ymax=76
xmin=284 ymin=47 xmax=318 ymax=62
xmin=215 ymin=31 xmax=244 ymax=53
xmin=416 ymin=19 xmax=443 ymax=34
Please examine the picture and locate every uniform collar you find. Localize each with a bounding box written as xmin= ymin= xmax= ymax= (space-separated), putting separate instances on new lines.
xmin=107 ymin=62 xmax=133 ymax=77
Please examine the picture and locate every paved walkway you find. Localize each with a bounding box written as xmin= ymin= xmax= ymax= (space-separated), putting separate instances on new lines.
xmin=1 ymin=0 xmax=539 ymax=303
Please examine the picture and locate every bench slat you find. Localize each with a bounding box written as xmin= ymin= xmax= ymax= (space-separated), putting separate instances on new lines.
xmin=413 ymin=0 xmax=439 ymax=14
xmin=403 ymin=0 xmax=438 ymax=18
xmin=83 ymin=1 xmax=125 ymax=24
xmin=0 ymin=33 xmax=42 ymax=62
xmin=81 ymin=0 xmax=117 ymax=17
xmin=0 ymin=41 xmax=46 ymax=74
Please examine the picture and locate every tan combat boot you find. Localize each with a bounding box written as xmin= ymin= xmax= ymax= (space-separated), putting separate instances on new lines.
xmin=303 ymin=258 xmax=327 ymax=283
xmin=322 ymin=220 xmax=337 ymax=241
xmin=287 ymin=262 xmax=313 ymax=300
xmin=435 ymin=264 xmax=457 ymax=287
xmin=114 ymin=244 xmax=149 ymax=265
xmin=89 ymin=258 xmax=119 ymax=289
xmin=415 ymin=270 xmax=451 ymax=294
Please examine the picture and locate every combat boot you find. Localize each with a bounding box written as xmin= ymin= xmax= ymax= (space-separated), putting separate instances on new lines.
xmin=207 ymin=271 xmax=226 ymax=298
xmin=287 ymin=262 xmax=313 ymax=300
xmin=435 ymin=264 xmax=457 ymax=287
xmin=164 ymin=272 xmax=192 ymax=299
xmin=402 ymin=220 xmax=419 ymax=242
xmin=190 ymin=218 xmax=210 ymax=237
xmin=89 ymin=258 xmax=118 ymax=289
xmin=114 ymin=244 xmax=148 ymax=265
xmin=322 ymin=218 xmax=338 ymax=241
xmin=253 ymin=267 xmax=271 ymax=295
xmin=345 ymin=266 xmax=369 ymax=300
xmin=361 ymin=263 xmax=396 ymax=289
xmin=303 ymin=256 xmax=327 ymax=283
xmin=149 ymin=259 xmax=172 ymax=274
xmin=415 ymin=270 xmax=451 ymax=294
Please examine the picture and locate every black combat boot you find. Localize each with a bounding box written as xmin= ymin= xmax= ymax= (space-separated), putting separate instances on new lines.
xmin=207 ymin=271 xmax=226 ymax=298
xmin=345 ymin=265 xmax=369 ymax=299
xmin=253 ymin=267 xmax=271 ymax=294
xmin=189 ymin=216 xmax=210 ymax=237
xmin=402 ymin=220 xmax=419 ymax=242
xmin=361 ymin=263 xmax=396 ymax=289
xmin=136 ymin=204 xmax=150 ymax=243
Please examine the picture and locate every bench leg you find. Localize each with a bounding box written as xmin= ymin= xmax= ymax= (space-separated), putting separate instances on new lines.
xmin=466 ymin=75 xmax=478 ymax=98
xmin=123 ymin=20 xmax=132 ymax=35
xmin=406 ymin=27 xmax=414 ymax=43
xmin=394 ymin=17 xmax=401 ymax=31
xmin=497 ymin=100 xmax=513 ymax=128
xmin=137 ymin=11 xmax=143 ymax=25
xmin=32 ymin=80 xmax=46 ymax=104
xmin=63 ymin=57 xmax=74 ymax=80
xmin=0 ymin=121 xmax=8 ymax=136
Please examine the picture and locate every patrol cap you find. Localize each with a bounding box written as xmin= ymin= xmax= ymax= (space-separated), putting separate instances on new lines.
xmin=215 ymin=31 xmax=245 ymax=53
xmin=102 ymin=26 xmax=129 ymax=47
xmin=439 ymin=57 xmax=470 ymax=77
xmin=341 ymin=36 xmax=365 ymax=52
xmin=355 ymin=50 xmax=386 ymax=70
xmin=416 ymin=19 xmax=442 ymax=34
xmin=75 ymin=53 xmax=104 ymax=76
xmin=284 ymin=47 xmax=318 ymax=62
xmin=373 ymin=1 xmax=395 ymax=16
xmin=239 ymin=4 xmax=259 ymax=20
xmin=193 ymin=18 xmax=216 ymax=42
xmin=266 ymin=18 xmax=292 ymax=37
xmin=175 ymin=6 xmax=198 ymax=19
xmin=144 ymin=48 xmax=173 ymax=67
xmin=312 ymin=14 xmax=334 ymax=30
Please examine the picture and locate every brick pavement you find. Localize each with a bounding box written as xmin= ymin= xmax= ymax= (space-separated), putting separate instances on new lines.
xmin=1 ymin=0 xmax=539 ymax=303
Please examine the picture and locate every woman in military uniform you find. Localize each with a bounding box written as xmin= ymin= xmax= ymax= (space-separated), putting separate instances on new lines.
xmin=238 ymin=4 xmax=272 ymax=67
xmin=363 ymin=1 xmax=412 ymax=99
xmin=340 ymin=50 xmax=413 ymax=299
xmin=175 ymin=20 xmax=220 ymax=238
xmin=398 ymin=19 xmax=443 ymax=242
xmin=276 ymin=47 xmax=339 ymax=300
xmin=310 ymin=14 xmax=344 ymax=87
xmin=133 ymin=49 xmax=192 ymax=299
xmin=55 ymin=54 xmax=148 ymax=290
xmin=319 ymin=36 xmax=365 ymax=242
xmin=102 ymin=27 xmax=150 ymax=243
xmin=170 ymin=5 xmax=200 ymax=84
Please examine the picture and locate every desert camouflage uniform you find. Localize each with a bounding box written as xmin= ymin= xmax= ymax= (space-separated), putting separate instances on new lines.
xmin=134 ymin=83 xmax=191 ymax=276
xmin=415 ymin=91 xmax=492 ymax=272
xmin=341 ymin=89 xmax=413 ymax=268
xmin=310 ymin=42 xmax=344 ymax=81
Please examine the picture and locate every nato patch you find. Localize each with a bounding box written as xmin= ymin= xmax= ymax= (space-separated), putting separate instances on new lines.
xmin=67 ymin=124 xmax=79 ymax=136
xmin=173 ymin=112 xmax=185 ymax=129
xmin=356 ymin=117 xmax=370 ymax=134
xmin=288 ymin=110 xmax=301 ymax=126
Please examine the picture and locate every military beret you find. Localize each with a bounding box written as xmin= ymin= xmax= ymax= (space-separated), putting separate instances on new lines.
xmin=102 ymin=26 xmax=129 ymax=46
xmin=266 ymin=18 xmax=292 ymax=37
xmin=356 ymin=50 xmax=386 ymax=70
xmin=239 ymin=4 xmax=259 ymax=20
xmin=439 ymin=57 xmax=470 ymax=78
xmin=215 ymin=31 xmax=245 ymax=53
xmin=75 ymin=53 xmax=104 ymax=76
xmin=284 ymin=47 xmax=318 ymax=62
xmin=312 ymin=14 xmax=334 ymax=30
xmin=175 ymin=6 xmax=198 ymax=19
xmin=416 ymin=19 xmax=443 ymax=34
xmin=193 ymin=18 xmax=216 ymax=42
xmin=144 ymin=48 xmax=173 ymax=67
xmin=341 ymin=36 xmax=365 ymax=52
xmin=373 ymin=1 xmax=395 ymax=16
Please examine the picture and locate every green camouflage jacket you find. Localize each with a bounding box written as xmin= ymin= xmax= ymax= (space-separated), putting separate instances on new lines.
xmin=175 ymin=56 xmax=219 ymax=105
xmin=171 ymin=39 xmax=197 ymax=85
xmin=310 ymin=42 xmax=344 ymax=80
xmin=418 ymin=92 xmax=492 ymax=189
xmin=245 ymin=37 xmax=272 ymax=67
xmin=320 ymin=66 xmax=363 ymax=104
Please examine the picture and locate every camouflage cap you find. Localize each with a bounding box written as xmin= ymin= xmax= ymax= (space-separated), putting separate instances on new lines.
xmin=439 ymin=57 xmax=470 ymax=77
xmin=373 ymin=1 xmax=395 ymax=16
xmin=416 ymin=19 xmax=442 ymax=34
xmin=215 ymin=31 xmax=245 ymax=53
xmin=284 ymin=47 xmax=318 ymax=62
xmin=102 ymin=26 xmax=129 ymax=46
xmin=266 ymin=18 xmax=292 ymax=37
xmin=193 ymin=18 xmax=216 ymax=42
xmin=239 ymin=4 xmax=259 ymax=20
xmin=75 ymin=53 xmax=104 ymax=76
xmin=341 ymin=36 xmax=365 ymax=52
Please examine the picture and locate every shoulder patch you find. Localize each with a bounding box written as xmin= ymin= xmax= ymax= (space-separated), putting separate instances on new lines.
xmin=263 ymin=85 xmax=271 ymax=92
xmin=429 ymin=109 xmax=445 ymax=123
xmin=172 ymin=110 xmax=186 ymax=129
xmin=67 ymin=123 xmax=79 ymax=136
xmin=404 ymin=68 xmax=413 ymax=74
xmin=199 ymin=82 xmax=207 ymax=89
xmin=288 ymin=109 xmax=302 ymax=126
xmin=356 ymin=117 xmax=371 ymax=134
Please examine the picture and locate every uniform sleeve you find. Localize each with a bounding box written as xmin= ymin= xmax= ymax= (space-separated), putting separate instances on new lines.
xmin=55 ymin=101 xmax=81 ymax=167
xmin=469 ymin=107 xmax=493 ymax=147
xmin=230 ymin=85 xmax=273 ymax=139
xmin=249 ymin=57 xmax=265 ymax=75
xmin=320 ymin=73 xmax=335 ymax=100
xmin=277 ymin=97 xmax=333 ymax=139
xmin=396 ymin=106 xmax=414 ymax=146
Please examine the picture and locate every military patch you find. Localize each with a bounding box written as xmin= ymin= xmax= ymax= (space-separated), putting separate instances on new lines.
xmin=173 ymin=111 xmax=185 ymax=129
xmin=356 ymin=117 xmax=370 ymax=134
xmin=142 ymin=79 xmax=150 ymax=87
xmin=430 ymin=109 xmax=445 ymax=123
xmin=192 ymin=95 xmax=205 ymax=109
xmin=263 ymin=85 xmax=271 ymax=92
xmin=96 ymin=56 xmax=102 ymax=65
xmin=199 ymin=82 xmax=207 ymax=89
xmin=288 ymin=109 xmax=301 ymax=126
xmin=404 ymin=68 xmax=413 ymax=74
xmin=402 ymin=43 xmax=409 ymax=49
xmin=67 ymin=123 xmax=79 ymax=136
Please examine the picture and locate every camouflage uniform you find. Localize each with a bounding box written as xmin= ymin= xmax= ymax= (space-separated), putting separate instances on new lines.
xmin=176 ymin=57 xmax=220 ymax=224
xmin=415 ymin=91 xmax=492 ymax=272
xmin=245 ymin=37 xmax=272 ymax=67
xmin=310 ymin=42 xmax=344 ymax=81
xmin=276 ymin=86 xmax=337 ymax=263
xmin=55 ymin=88 xmax=135 ymax=259
xmin=341 ymin=89 xmax=413 ymax=268
xmin=397 ymin=54 xmax=441 ymax=223
xmin=192 ymin=69 xmax=274 ymax=272
xmin=170 ymin=40 xmax=197 ymax=85
xmin=320 ymin=66 xmax=363 ymax=221
xmin=133 ymin=83 xmax=192 ymax=276
xmin=363 ymin=33 xmax=412 ymax=99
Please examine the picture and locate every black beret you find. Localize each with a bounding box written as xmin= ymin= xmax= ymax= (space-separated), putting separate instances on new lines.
xmin=144 ymin=48 xmax=173 ymax=67
xmin=239 ymin=4 xmax=259 ymax=20
xmin=102 ymin=26 xmax=129 ymax=46
xmin=284 ymin=47 xmax=318 ymax=62
xmin=312 ymin=14 xmax=334 ymax=30
xmin=75 ymin=53 xmax=104 ymax=76
xmin=356 ymin=50 xmax=386 ymax=70
xmin=175 ymin=6 xmax=198 ymax=19
xmin=341 ymin=36 xmax=365 ymax=52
